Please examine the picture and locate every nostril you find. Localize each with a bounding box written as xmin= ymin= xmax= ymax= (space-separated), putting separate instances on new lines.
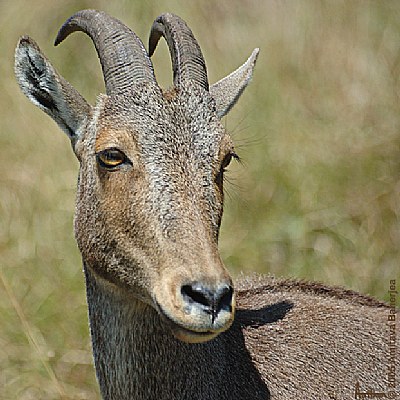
xmin=216 ymin=285 xmax=234 ymax=313
xmin=181 ymin=284 xmax=211 ymax=307
xmin=181 ymin=283 xmax=234 ymax=322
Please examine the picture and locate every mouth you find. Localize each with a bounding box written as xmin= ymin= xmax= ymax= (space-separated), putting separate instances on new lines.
xmin=169 ymin=324 xmax=221 ymax=343
xmin=154 ymin=300 xmax=233 ymax=344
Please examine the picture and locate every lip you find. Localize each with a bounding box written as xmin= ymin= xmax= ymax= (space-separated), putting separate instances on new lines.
xmin=154 ymin=300 xmax=232 ymax=344
xmin=170 ymin=324 xmax=220 ymax=344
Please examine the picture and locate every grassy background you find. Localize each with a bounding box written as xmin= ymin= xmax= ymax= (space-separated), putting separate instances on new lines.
xmin=1 ymin=1 xmax=399 ymax=398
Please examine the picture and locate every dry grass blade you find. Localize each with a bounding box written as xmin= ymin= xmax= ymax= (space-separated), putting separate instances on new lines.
xmin=0 ymin=269 xmax=67 ymax=399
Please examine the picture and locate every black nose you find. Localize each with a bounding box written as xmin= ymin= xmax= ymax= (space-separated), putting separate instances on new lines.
xmin=181 ymin=283 xmax=234 ymax=323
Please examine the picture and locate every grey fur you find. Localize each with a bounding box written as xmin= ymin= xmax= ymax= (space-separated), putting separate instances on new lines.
xmin=14 ymin=10 xmax=397 ymax=400
xmin=210 ymin=48 xmax=259 ymax=118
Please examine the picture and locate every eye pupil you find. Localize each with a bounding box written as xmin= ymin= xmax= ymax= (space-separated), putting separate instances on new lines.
xmin=103 ymin=150 xmax=123 ymax=163
xmin=97 ymin=148 xmax=127 ymax=169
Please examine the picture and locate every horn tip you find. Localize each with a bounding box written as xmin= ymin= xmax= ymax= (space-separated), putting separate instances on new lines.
xmin=54 ymin=14 xmax=75 ymax=46
xmin=148 ymin=22 xmax=163 ymax=57
xmin=54 ymin=9 xmax=100 ymax=47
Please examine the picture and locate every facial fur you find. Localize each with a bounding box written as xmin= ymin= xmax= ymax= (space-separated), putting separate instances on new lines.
xmin=73 ymin=82 xmax=235 ymax=337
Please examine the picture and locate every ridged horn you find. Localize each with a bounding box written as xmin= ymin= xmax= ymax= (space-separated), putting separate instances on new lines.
xmin=55 ymin=9 xmax=156 ymax=94
xmin=148 ymin=13 xmax=209 ymax=90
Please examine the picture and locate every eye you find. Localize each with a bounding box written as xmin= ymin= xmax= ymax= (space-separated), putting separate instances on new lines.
xmin=221 ymin=153 xmax=232 ymax=172
xmin=221 ymin=151 xmax=239 ymax=172
xmin=96 ymin=148 xmax=130 ymax=170
xmin=216 ymin=151 xmax=239 ymax=186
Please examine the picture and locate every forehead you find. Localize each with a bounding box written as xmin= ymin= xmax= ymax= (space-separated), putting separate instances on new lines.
xmin=93 ymin=83 xmax=227 ymax=155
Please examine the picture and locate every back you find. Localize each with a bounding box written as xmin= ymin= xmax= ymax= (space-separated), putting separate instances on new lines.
xmin=231 ymin=276 xmax=396 ymax=399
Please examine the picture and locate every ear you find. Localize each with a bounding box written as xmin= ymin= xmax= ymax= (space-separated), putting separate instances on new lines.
xmin=14 ymin=36 xmax=91 ymax=146
xmin=210 ymin=48 xmax=259 ymax=118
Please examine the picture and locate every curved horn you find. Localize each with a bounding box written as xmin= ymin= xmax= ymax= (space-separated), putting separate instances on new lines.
xmin=55 ymin=9 xmax=156 ymax=94
xmin=148 ymin=13 xmax=209 ymax=90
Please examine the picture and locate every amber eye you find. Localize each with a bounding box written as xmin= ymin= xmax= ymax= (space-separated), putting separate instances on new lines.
xmin=216 ymin=151 xmax=239 ymax=186
xmin=221 ymin=151 xmax=239 ymax=172
xmin=221 ymin=153 xmax=233 ymax=171
xmin=96 ymin=148 xmax=129 ymax=169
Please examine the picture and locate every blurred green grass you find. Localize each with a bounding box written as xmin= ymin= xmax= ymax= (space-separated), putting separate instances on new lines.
xmin=1 ymin=1 xmax=399 ymax=398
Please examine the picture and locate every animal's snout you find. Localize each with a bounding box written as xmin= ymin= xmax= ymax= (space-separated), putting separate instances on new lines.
xmin=152 ymin=254 xmax=235 ymax=342
xmin=181 ymin=282 xmax=234 ymax=323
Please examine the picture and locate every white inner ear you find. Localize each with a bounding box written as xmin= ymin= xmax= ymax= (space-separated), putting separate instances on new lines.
xmin=15 ymin=45 xmax=52 ymax=109
xmin=15 ymin=38 xmax=91 ymax=142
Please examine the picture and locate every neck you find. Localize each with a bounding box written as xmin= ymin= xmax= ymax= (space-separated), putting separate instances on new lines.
xmin=84 ymin=265 xmax=220 ymax=400
xmin=83 ymin=264 xmax=269 ymax=400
